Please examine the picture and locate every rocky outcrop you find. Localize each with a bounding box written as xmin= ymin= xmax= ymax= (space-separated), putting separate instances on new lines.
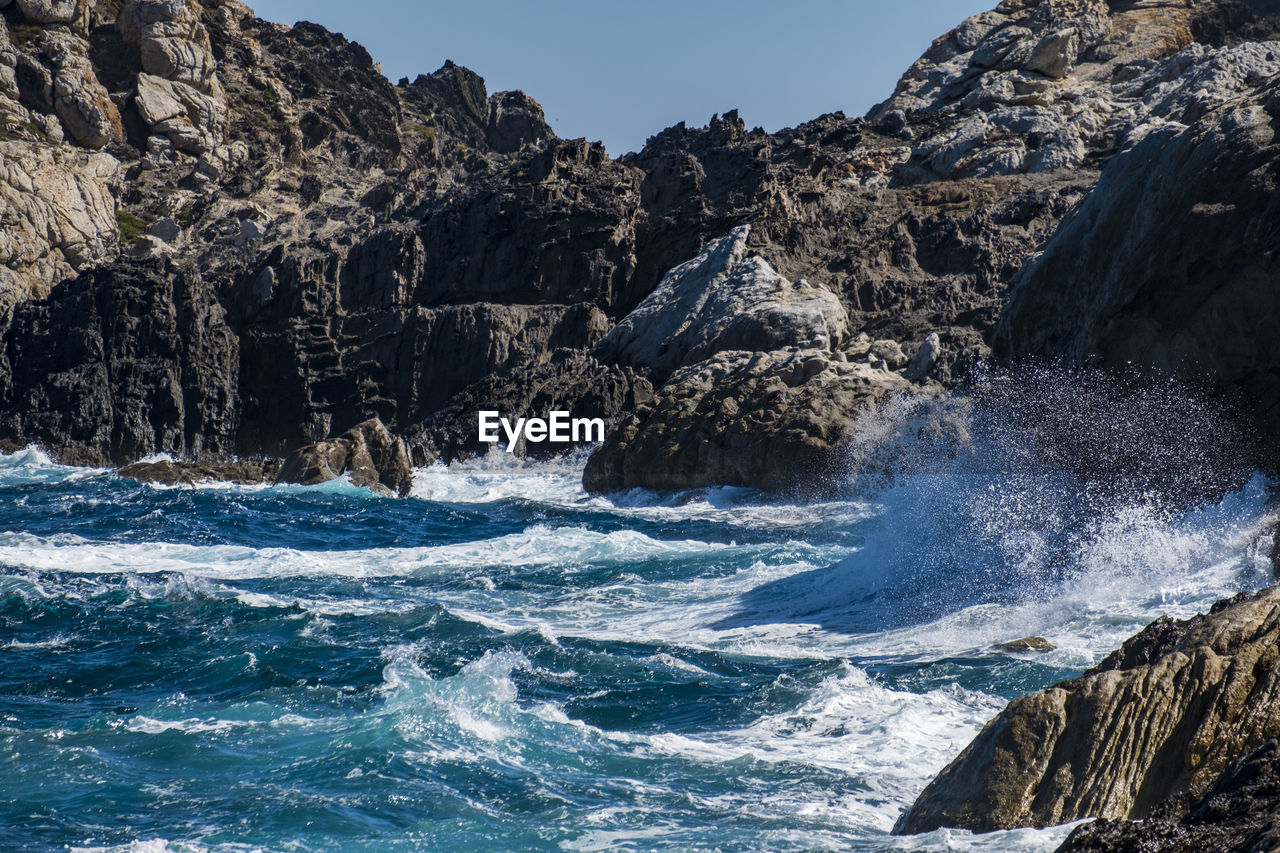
xmin=118 ymin=456 xmax=280 ymax=485
xmin=118 ymin=0 xmax=227 ymax=155
xmin=895 ymin=586 xmax=1280 ymax=835
xmin=869 ymin=0 xmax=1280 ymax=184
xmin=407 ymin=350 xmax=653 ymax=464
xmin=598 ymin=226 xmax=850 ymax=379
xmin=0 ymin=141 xmax=120 ymax=308
xmin=0 ymin=0 xmax=1276 ymax=494
xmin=994 ymin=77 xmax=1280 ymax=468
xmin=275 ymin=417 xmax=413 ymax=496
xmin=1058 ymin=737 xmax=1280 ymax=853
xmin=584 ymin=348 xmax=912 ymax=494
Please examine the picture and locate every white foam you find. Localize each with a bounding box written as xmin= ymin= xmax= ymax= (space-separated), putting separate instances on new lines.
xmin=0 ymin=445 xmax=107 ymax=485
xmin=0 ymin=525 xmax=739 ymax=581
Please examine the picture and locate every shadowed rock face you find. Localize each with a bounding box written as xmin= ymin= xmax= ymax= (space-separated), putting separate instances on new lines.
xmin=1058 ymin=736 xmax=1280 ymax=853
xmin=994 ymin=78 xmax=1280 ymax=468
xmin=895 ymin=586 xmax=1280 ymax=835
xmin=583 ymin=349 xmax=914 ymax=494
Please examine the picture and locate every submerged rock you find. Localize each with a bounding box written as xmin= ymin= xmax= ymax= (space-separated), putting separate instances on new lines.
xmin=992 ymin=636 xmax=1056 ymax=654
xmin=895 ymin=586 xmax=1280 ymax=835
xmin=275 ymin=418 xmax=413 ymax=496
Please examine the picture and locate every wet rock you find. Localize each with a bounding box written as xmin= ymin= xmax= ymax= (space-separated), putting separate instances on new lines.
xmin=993 ymin=636 xmax=1056 ymax=654
xmin=994 ymin=78 xmax=1280 ymax=469
xmin=275 ymin=418 xmax=413 ymax=496
xmin=118 ymin=457 xmax=281 ymax=486
xmin=896 ymin=585 xmax=1280 ymax=835
xmin=584 ymin=349 xmax=910 ymax=494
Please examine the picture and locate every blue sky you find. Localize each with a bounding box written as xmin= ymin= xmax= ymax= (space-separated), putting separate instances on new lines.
xmin=246 ymin=1 xmax=992 ymax=156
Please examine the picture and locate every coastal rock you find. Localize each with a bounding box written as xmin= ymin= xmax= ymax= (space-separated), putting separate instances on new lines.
xmin=407 ymin=349 xmax=653 ymax=464
xmin=0 ymin=141 xmax=120 ymax=309
xmin=895 ymin=585 xmax=1280 ymax=834
xmin=872 ymin=0 xmax=1280 ymax=182
xmin=994 ymin=78 xmax=1280 ymax=466
xmin=47 ymin=30 xmax=123 ymax=149
xmin=993 ymin=636 xmax=1057 ymax=654
xmin=15 ymin=0 xmax=80 ymax=25
xmin=1058 ymin=737 xmax=1280 ymax=853
xmin=119 ymin=0 xmax=226 ymax=153
xmin=599 ymin=226 xmax=851 ymax=379
xmin=118 ymin=457 xmax=282 ymax=486
xmin=583 ymin=349 xmax=910 ymax=494
xmin=275 ymin=418 xmax=414 ymax=496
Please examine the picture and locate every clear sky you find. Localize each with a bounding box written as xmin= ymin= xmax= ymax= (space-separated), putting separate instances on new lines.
xmin=245 ymin=1 xmax=993 ymax=157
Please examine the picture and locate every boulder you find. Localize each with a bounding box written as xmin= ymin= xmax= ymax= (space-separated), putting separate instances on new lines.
xmin=598 ymin=226 xmax=850 ymax=379
xmin=15 ymin=0 xmax=79 ymax=25
xmin=584 ymin=349 xmax=909 ymax=494
xmin=119 ymin=0 xmax=226 ymax=153
xmin=895 ymin=585 xmax=1280 ymax=835
xmin=275 ymin=418 xmax=414 ymax=496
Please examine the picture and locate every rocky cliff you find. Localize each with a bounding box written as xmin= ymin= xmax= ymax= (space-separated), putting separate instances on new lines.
xmin=0 ymin=0 xmax=1278 ymax=493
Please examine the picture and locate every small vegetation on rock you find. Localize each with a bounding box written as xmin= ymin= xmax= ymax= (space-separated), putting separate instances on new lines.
xmin=115 ymin=209 xmax=148 ymax=246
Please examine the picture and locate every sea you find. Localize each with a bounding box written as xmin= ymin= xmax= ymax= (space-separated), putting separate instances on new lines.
xmin=1 ymin=378 xmax=1275 ymax=852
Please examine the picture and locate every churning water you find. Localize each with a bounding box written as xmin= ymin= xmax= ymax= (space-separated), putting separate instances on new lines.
xmin=1 ymin=379 xmax=1275 ymax=852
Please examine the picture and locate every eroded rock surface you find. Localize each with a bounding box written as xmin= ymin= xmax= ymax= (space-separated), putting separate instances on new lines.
xmin=896 ymin=586 xmax=1280 ymax=835
xmin=995 ymin=77 xmax=1280 ymax=466
xmin=275 ymin=417 xmax=413 ymax=496
xmin=599 ymin=226 xmax=850 ymax=379
xmin=584 ymin=349 xmax=912 ymax=494
xmin=0 ymin=0 xmax=1277 ymax=495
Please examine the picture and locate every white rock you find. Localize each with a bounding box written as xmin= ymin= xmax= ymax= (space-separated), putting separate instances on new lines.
xmin=602 ymin=226 xmax=851 ymax=375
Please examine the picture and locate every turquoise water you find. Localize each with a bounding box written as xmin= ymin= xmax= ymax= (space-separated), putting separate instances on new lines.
xmin=0 ymin=419 xmax=1274 ymax=851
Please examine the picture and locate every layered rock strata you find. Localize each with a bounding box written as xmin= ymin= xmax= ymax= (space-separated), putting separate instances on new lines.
xmin=896 ymin=586 xmax=1280 ymax=835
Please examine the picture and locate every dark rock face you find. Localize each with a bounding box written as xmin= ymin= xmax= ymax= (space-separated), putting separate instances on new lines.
xmin=1058 ymin=737 xmax=1280 ymax=853
xmin=407 ymin=350 xmax=653 ymax=464
xmin=275 ymin=417 xmax=413 ymax=496
xmin=895 ymin=585 xmax=1280 ymax=835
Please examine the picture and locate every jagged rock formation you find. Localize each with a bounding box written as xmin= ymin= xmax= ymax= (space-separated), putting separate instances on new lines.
xmin=406 ymin=350 xmax=653 ymax=464
xmin=599 ymin=226 xmax=850 ymax=378
xmin=275 ymin=416 xmax=413 ymax=496
xmin=0 ymin=0 xmax=1275 ymax=498
xmin=895 ymin=586 xmax=1280 ymax=835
